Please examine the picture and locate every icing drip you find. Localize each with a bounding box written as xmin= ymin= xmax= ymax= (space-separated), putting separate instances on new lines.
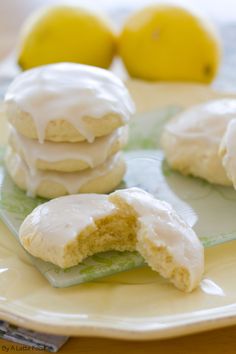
xmin=9 ymin=125 xmax=128 ymax=174
xmin=7 ymin=147 xmax=123 ymax=197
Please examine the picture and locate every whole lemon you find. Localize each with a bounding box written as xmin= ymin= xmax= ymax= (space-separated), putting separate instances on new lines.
xmin=18 ymin=5 xmax=116 ymax=70
xmin=119 ymin=5 xmax=221 ymax=83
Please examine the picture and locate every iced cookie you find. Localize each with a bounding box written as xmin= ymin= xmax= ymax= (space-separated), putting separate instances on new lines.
xmin=5 ymin=147 xmax=125 ymax=198
xmin=110 ymin=188 xmax=204 ymax=292
xmin=19 ymin=187 xmax=204 ymax=292
xmin=161 ymin=99 xmax=236 ymax=185
xmin=219 ymin=119 xmax=236 ymax=189
xmin=19 ymin=193 xmax=137 ymax=269
xmin=8 ymin=125 xmax=128 ymax=173
xmin=5 ymin=63 xmax=135 ymax=143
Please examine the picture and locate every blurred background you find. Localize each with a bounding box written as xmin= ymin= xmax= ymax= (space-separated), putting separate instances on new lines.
xmin=0 ymin=0 xmax=236 ymax=91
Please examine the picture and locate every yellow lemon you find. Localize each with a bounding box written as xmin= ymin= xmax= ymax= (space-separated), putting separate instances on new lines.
xmin=18 ymin=5 xmax=116 ymax=70
xmin=119 ymin=5 xmax=221 ymax=83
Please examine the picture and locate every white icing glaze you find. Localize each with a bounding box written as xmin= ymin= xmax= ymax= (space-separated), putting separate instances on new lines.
xmin=164 ymin=99 xmax=236 ymax=144
xmin=9 ymin=125 xmax=128 ymax=174
xmin=8 ymin=146 xmax=123 ymax=197
xmin=111 ymin=188 xmax=204 ymax=289
xmin=5 ymin=63 xmax=135 ymax=143
xmin=19 ymin=194 xmax=116 ymax=253
xmin=220 ymin=119 xmax=236 ymax=188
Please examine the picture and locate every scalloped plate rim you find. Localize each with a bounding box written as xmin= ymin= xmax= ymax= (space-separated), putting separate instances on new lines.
xmin=1 ymin=81 xmax=236 ymax=339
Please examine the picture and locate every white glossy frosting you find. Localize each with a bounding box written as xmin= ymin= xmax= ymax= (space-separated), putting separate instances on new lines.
xmin=5 ymin=63 xmax=135 ymax=143
xmin=7 ymin=146 xmax=122 ymax=197
xmin=9 ymin=125 xmax=128 ymax=174
xmin=164 ymin=99 xmax=236 ymax=144
xmin=19 ymin=194 xmax=117 ymax=261
xmin=111 ymin=188 xmax=204 ymax=290
xmin=220 ymin=118 xmax=236 ymax=188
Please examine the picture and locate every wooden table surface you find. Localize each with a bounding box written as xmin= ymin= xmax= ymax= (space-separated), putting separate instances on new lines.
xmin=0 ymin=325 xmax=236 ymax=353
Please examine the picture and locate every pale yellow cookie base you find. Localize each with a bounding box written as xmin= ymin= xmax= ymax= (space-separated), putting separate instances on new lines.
xmin=5 ymin=148 xmax=126 ymax=199
xmin=6 ymin=101 xmax=125 ymax=142
xmin=161 ymin=130 xmax=232 ymax=186
xmin=9 ymin=127 xmax=128 ymax=172
xmin=57 ymin=213 xmax=137 ymax=269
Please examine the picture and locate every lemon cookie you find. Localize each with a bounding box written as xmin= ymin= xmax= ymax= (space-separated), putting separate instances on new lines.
xmin=5 ymin=147 xmax=125 ymax=198
xmin=19 ymin=193 xmax=137 ymax=269
xmin=19 ymin=187 xmax=204 ymax=292
xmin=219 ymin=119 xmax=236 ymax=189
xmin=5 ymin=63 xmax=135 ymax=143
xmin=110 ymin=188 xmax=204 ymax=292
xmin=161 ymin=99 xmax=236 ymax=185
xmin=8 ymin=125 xmax=128 ymax=173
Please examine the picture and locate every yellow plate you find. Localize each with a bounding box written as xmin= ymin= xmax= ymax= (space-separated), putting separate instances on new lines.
xmin=1 ymin=80 xmax=236 ymax=339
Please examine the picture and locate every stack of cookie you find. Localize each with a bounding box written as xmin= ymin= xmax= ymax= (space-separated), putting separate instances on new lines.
xmin=4 ymin=63 xmax=135 ymax=199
